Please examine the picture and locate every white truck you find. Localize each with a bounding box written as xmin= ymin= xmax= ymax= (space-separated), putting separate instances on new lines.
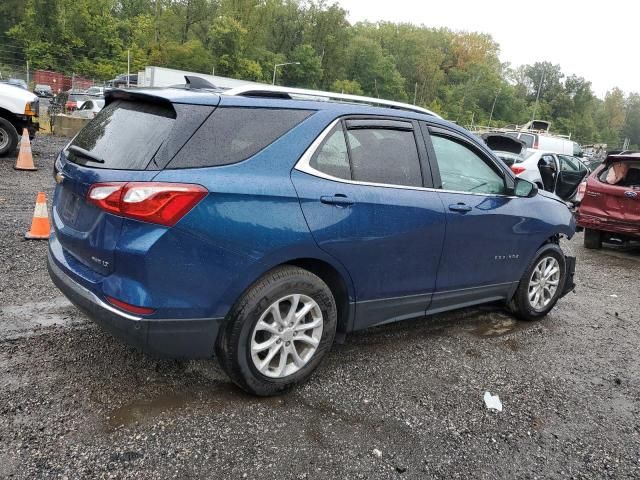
xmin=0 ymin=82 xmax=39 ymax=156
xmin=138 ymin=66 xmax=263 ymax=89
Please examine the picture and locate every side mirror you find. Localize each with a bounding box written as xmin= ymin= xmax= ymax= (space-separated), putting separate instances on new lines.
xmin=514 ymin=178 xmax=538 ymax=198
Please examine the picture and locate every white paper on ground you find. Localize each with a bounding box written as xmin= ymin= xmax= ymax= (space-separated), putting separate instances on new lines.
xmin=484 ymin=391 xmax=503 ymax=412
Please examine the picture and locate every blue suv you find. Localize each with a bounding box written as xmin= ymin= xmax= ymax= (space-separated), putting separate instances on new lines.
xmin=48 ymin=84 xmax=576 ymax=395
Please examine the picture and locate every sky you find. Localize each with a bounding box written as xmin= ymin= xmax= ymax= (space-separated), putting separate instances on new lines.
xmin=339 ymin=0 xmax=637 ymax=98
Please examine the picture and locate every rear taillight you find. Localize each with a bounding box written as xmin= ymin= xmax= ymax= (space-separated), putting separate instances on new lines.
xmin=575 ymin=181 xmax=587 ymax=203
xmin=87 ymin=182 xmax=207 ymax=227
xmin=511 ymin=165 xmax=526 ymax=175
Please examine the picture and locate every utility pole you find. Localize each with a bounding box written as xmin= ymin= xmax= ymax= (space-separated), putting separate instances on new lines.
xmin=127 ymin=49 xmax=131 ymax=88
xmin=488 ymin=85 xmax=502 ymax=128
xmin=413 ymin=82 xmax=418 ymax=105
xmin=272 ymin=62 xmax=300 ymax=85
xmin=26 ymin=60 xmax=29 ymax=86
xmin=531 ymin=69 xmax=545 ymax=123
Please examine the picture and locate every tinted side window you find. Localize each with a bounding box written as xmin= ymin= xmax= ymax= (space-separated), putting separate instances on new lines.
xmin=559 ymin=155 xmax=586 ymax=172
xmin=168 ymin=108 xmax=312 ymax=168
xmin=431 ymin=135 xmax=505 ymax=194
xmin=347 ymin=128 xmax=422 ymax=187
xmin=309 ymin=124 xmax=351 ymax=180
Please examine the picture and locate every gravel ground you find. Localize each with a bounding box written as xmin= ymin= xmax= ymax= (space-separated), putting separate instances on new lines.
xmin=1 ymin=135 xmax=639 ymax=479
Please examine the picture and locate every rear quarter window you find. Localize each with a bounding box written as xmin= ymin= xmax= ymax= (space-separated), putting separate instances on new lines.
xmin=167 ymin=107 xmax=312 ymax=169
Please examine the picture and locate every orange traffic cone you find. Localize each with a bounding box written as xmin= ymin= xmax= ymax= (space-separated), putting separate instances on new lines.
xmin=25 ymin=192 xmax=50 ymax=240
xmin=14 ymin=128 xmax=37 ymax=171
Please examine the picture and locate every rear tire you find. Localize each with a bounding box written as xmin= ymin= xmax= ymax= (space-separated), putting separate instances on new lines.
xmin=584 ymin=229 xmax=602 ymax=249
xmin=508 ymin=244 xmax=567 ymax=321
xmin=0 ymin=117 xmax=19 ymax=157
xmin=216 ymin=266 xmax=337 ymax=396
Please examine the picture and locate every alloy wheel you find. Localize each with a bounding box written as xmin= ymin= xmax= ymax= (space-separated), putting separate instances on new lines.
xmin=250 ymin=294 xmax=324 ymax=378
xmin=528 ymin=256 xmax=561 ymax=311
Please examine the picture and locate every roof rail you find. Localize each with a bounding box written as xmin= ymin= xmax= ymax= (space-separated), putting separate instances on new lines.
xmin=223 ymin=84 xmax=441 ymax=118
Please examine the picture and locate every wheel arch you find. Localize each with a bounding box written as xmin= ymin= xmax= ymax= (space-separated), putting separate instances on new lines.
xmin=283 ymin=257 xmax=354 ymax=335
xmin=0 ymin=107 xmax=22 ymax=131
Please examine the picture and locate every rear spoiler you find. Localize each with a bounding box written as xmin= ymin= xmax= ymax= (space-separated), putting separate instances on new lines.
xmin=604 ymin=151 xmax=640 ymax=163
xmin=104 ymin=89 xmax=175 ymax=109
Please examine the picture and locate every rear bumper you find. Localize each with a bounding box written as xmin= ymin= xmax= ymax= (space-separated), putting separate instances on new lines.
xmin=47 ymin=248 xmax=222 ymax=359
xmin=576 ymin=213 xmax=640 ymax=237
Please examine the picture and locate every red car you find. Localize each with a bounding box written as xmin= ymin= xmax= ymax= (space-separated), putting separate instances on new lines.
xmin=576 ymin=152 xmax=640 ymax=248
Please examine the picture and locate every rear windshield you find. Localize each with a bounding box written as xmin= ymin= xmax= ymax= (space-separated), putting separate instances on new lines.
xmin=67 ymin=100 xmax=176 ymax=169
xmin=599 ymin=161 xmax=640 ymax=187
xmin=167 ymin=107 xmax=312 ymax=169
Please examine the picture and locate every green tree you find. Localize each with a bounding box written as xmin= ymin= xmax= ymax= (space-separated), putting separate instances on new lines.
xmin=330 ymin=79 xmax=363 ymax=95
xmin=280 ymin=44 xmax=322 ymax=88
xmin=345 ymin=35 xmax=407 ymax=101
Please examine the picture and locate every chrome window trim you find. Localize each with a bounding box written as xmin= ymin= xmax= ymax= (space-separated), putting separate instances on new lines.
xmin=294 ymin=119 xmax=519 ymax=199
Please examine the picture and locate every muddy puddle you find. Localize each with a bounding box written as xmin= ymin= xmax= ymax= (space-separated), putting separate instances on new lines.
xmin=0 ymin=297 xmax=89 ymax=341
xmin=107 ymin=383 xmax=287 ymax=430
xmin=467 ymin=314 xmax=536 ymax=338
xmin=426 ymin=308 xmax=541 ymax=339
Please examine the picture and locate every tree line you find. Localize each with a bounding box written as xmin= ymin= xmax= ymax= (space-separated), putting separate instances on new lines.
xmin=1 ymin=0 xmax=638 ymax=147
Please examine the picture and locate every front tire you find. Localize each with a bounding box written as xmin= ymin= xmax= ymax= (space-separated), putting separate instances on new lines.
xmin=584 ymin=229 xmax=602 ymax=249
xmin=216 ymin=266 xmax=337 ymax=396
xmin=0 ymin=117 xmax=19 ymax=157
xmin=509 ymin=244 xmax=567 ymax=321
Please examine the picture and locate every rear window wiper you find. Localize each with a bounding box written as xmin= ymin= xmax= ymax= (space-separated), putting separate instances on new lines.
xmin=68 ymin=145 xmax=105 ymax=164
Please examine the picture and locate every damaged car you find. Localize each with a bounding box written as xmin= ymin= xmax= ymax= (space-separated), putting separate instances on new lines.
xmin=576 ymin=152 xmax=640 ymax=248
xmin=48 ymin=83 xmax=577 ymax=395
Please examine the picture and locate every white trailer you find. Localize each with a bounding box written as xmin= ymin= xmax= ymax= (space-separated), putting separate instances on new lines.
xmin=139 ymin=66 xmax=264 ymax=90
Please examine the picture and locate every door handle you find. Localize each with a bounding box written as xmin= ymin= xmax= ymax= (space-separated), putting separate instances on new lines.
xmin=448 ymin=203 xmax=472 ymax=213
xmin=320 ymin=195 xmax=354 ymax=207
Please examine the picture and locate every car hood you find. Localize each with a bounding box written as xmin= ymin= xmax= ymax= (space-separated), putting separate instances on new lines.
xmin=0 ymin=82 xmax=38 ymax=103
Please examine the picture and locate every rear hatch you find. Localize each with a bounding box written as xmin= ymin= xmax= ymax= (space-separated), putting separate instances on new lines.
xmin=580 ymin=156 xmax=640 ymax=224
xmin=52 ymin=91 xmax=217 ymax=275
xmin=481 ymin=133 xmax=526 ymax=166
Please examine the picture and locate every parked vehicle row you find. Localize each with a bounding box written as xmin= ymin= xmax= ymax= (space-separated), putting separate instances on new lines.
xmin=480 ymin=132 xmax=589 ymax=202
xmin=48 ymin=82 xmax=576 ymax=395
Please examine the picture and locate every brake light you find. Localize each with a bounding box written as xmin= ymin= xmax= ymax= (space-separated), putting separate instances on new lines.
xmin=106 ymin=296 xmax=155 ymax=315
xmin=511 ymin=165 xmax=526 ymax=175
xmin=575 ymin=181 xmax=587 ymax=203
xmin=87 ymin=182 xmax=207 ymax=226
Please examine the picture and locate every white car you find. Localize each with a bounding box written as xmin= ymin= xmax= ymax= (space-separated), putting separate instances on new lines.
xmin=510 ymin=150 xmax=589 ymax=202
xmin=73 ymin=99 xmax=105 ymax=118
xmin=85 ymin=86 xmax=105 ymax=96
